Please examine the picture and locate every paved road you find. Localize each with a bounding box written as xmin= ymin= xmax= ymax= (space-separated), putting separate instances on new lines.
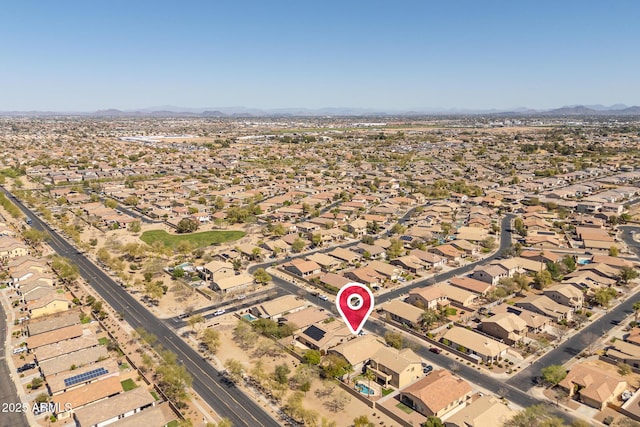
xmin=1 ymin=187 xmax=280 ymax=427
xmin=0 ymin=295 xmax=30 ymax=427
xmin=507 ymin=225 xmax=640 ymax=390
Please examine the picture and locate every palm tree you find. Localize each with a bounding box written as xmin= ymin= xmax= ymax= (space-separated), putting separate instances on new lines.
xmin=633 ymin=301 xmax=640 ymax=322
xmin=364 ymin=369 xmax=376 ymax=396
xmin=420 ymin=309 xmax=439 ymax=331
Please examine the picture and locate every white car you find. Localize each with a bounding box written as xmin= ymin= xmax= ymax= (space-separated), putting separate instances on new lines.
xmin=319 ymin=295 xmax=329 ymax=301
xmin=236 ymin=295 xmax=246 ymax=300
xmin=213 ymin=309 xmax=226 ymax=316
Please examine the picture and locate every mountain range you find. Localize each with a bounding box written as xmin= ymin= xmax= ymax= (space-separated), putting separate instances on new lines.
xmin=1 ymin=104 xmax=639 ymax=117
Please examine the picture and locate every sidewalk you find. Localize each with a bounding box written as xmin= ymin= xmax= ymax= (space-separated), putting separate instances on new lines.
xmin=0 ymin=286 xmax=39 ymax=427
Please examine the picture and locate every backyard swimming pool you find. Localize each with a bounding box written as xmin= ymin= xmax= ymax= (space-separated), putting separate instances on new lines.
xmin=355 ymin=382 xmax=375 ymax=396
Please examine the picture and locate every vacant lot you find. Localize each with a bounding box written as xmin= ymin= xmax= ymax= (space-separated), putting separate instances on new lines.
xmin=140 ymin=229 xmax=245 ymax=249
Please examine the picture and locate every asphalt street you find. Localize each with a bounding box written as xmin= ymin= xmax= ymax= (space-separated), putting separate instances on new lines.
xmin=1 ymin=187 xmax=280 ymax=427
xmin=0 ymin=298 xmax=29 ymax=427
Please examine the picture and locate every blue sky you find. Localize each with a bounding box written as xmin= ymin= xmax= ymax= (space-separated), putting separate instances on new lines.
xmin=1 ymin=1 xmax=638 ymax=111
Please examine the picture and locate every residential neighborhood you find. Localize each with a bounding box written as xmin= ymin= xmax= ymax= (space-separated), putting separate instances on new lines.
xmin=1 ymin=115 xmax=640 ymax=427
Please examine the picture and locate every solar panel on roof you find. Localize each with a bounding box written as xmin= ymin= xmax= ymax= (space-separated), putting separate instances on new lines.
xmin=64 ymin=367 xmax=108 ymax=387
xmin=400 ymin=235 xmax=413 ymax=242
xmin=303 ymin=325 xmax=326 ymax=342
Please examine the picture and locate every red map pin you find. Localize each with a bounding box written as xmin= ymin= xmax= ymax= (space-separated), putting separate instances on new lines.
xmin=336 ymin=282 xmax=374 ymax=335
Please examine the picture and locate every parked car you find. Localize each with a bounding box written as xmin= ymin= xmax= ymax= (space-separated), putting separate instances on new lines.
xmin=213 ymin=309 xmax=226 ymax=316
xmin=12 ymin=347 xmax=27 ymax=355
xmin=17 ymin=363 xmax=36 ymax=373
xmin=423 ymin=364 xmax=433 ymax=374
xmin=319 ymin=295 xmax=329 ymax=301
xmin=236 ymin=295 xmax=246 ymax=300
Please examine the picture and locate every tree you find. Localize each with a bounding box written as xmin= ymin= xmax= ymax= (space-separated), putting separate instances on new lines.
xmin=504 ymin=404 xmax=564 ymax=427
xmin=540 ymin=365 xmax=567 ymax=386
xmin=633 ymin=301 xmax=640 ymax=322
xmin=325 ymin=392 xmax=350 ymax=412
xmin=481 ymin=237 xmax=496 ymax=250
xmin=311 ymin=233 xmax=322 ymax=247
xmin=253 ymin=268 xmax=271 ymax=284
xmin=172 ymin=267 xmax=185 ymax=279
xmin=251 ymin=247 xmax=262 ymax=260
xmin=594 ymin=287 xmax=617 ymax=307
xmin=390 ymin=223 xmax=406 ymax=235
xmin=272 ymin=223 xmax=286 ymax=236
xmin=384 ymin=331 xmax=403 ymax=349
xmin=156 ymin=359 xmax=193 ymax=404
xmin=609 ymin=246 xmax=619 ymax=257
xmin=30 ymin=377 xmax=43 ymax=389
xmin=176 ymin=218 xmax=199 ymax=233
xmin=22 ymin=228 xmax=49 ymax=245
xmin=618 ymin=362 xmax=632 ymax=376
xmin=233 ymin=320 xmax=257 ymax=350
xmin=128 ymin=221 xmax=141 ymax=233
xmin=619 ymin=266 xmax=639 ymax=285
xmin=274 ymin=363 xmax=290 ymax=385
xmin=187 ymin=314 xmax=205 ymax=335
xmin=303 ymin=349 xmax=321 ymax=365
xmin=533 ymin=270 xmax=552 ymax=289
xmin=104 ymin=199 xmax=118 ymax=209
xmin=366 ymin=221 xmax=380 ymax=234
xmin=423 ymin=417 xmax=444 ymax=427
xmin=224 ymin=359 xmax=246 ymax=382
xmin=513 ymin=217 xmax=527 ymax=236
xmin=420 ymin=309 xmax=439 ymax=330
xmin=212 ymin=419 xmax=233 ymax=427
xmin=144 ymin=280 xmax=164 ymax=304
xmin=561 ymin=255 xmax=576 ymax=273
xmin=353 ymin=415 xmax=374 ymax=427
xmin=320 ymin=354 xmax=351 ymax=378
xmin=291 ymin=238 xmax=306 ymax=253
xmin=35 ymin=393 xmax=49 ymax=404
xmin=386 ymin=238 xmax=405 ymax=259
xmin=124 ymin=195 xmax=139 ymax=206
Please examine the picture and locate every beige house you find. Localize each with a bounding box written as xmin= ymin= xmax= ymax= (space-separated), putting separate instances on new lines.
xmin=515 ymin=294 xmax=573 ymax=322
xmin=0 ymin=238 xmax=29 ymax=259
xmin=543 ymin=284 xmax=584 ymax=309
xmin=407 ymin=286 xmax=449 ymax=310
xmin=211 ymin=273 xmax=253 ymax=294
xmin=367 ymin=347 xmax=422 ymax=388
xmin=256 ymin=295 xmax=307 ymax=320
xmin=382 ymin=300 xmax=424 ymax=328
xmin=442 ymin=327 xmax=508 ymax=363
xmin=559 ymin=364 xmax=627 ymax=410
xmin=445 ymin=395 xmax=517 ymax=427
xmin=283 ymin=259 xmax=322 ymax=278
xmin=606 ymin=340 xmax=640 ymax=369
xmin=329 ymin=335 xmax=387 ymax=374
xmin=399 ymin=370 xmax=472 ymax=418
xmin=480 ymin=312 xmax=528 ymax=345
xmin=28 ymin=294 xmax=72 ymax=319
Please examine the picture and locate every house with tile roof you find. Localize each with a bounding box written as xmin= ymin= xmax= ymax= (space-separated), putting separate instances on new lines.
xmin=399 ymin=369 xmax=472 ymax=418
xmin=559 ymin=363 xmax=626 ymax=410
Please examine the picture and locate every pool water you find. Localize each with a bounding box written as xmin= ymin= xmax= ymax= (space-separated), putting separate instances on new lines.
xmin=242 ymin=314 xmax=258 ymax=322
xmin=356 ymin=383 xmax=374 ymax=396
xmin=578 ymin=259 xmax=591 ymax=265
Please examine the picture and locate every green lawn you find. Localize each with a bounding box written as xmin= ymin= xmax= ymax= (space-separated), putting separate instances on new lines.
xmin=396 ymin=402 xmax=414 ymax=414
xmin=98 ymin=337 xmax=109 ymax=345
xmin=165 ymin=420 xmax=179 ymax=427
xmin=140 ymin=229 xmax=245 ymax=249
xmin=120 ymin=378 xmax=137 ymax=391
xmin=151 ymin=391 xmax=160 ymax=401
xmin=382 ymin=388 xmax=394 ymax=396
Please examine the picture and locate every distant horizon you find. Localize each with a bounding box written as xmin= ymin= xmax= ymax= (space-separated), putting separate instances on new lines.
xmin=1 ymin=103 xmax=638 ymax=114
xmin=1 ymin=1 xmax=639 ymax=111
